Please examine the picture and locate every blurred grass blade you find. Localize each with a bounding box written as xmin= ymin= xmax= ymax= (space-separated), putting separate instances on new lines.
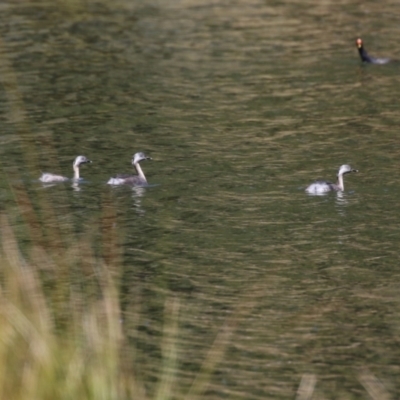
xmin=155 ymin=296 xmax=180 ymax=400
xmin=358 ymin=369 xmax=391 ymax=400
xmin=186 ymin=285 xmax=259 ymax=400
xmin=296 ymin=373 xmax=316 ymax=400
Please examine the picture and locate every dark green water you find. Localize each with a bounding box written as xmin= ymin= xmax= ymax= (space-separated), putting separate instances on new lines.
xmin=2 ymin=0 xmax=400 ymax=398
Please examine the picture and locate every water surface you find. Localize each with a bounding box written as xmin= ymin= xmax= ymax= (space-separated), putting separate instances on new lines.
xmin=1 ymin=0 xmax=400 ymax=398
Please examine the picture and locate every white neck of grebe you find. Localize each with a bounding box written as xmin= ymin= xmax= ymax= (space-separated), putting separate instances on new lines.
xmin=73 ymin=164 xmax=80 ymax=180
xmin=337 ymin=174 xmax=344 ymax=191
xmin=134 ymin=162 xmax=147 ymax=183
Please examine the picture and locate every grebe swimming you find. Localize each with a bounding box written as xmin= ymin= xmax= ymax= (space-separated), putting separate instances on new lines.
xmin=107 ymin=152 xmax=152 ymax=185
xmin=356 ymin=38 xmax=391 ymax=64
xmin=39 ymin=155 xmax=91 ymax=183
xmin=306 ymin=164 xmax=358 ymax=194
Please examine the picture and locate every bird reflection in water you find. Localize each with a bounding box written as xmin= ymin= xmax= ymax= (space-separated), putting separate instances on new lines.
xmin=132 ymin=186 xmax=146 ymax=215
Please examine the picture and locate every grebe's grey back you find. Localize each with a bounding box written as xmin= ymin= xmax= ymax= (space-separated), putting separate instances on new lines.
xmin=107 ymin=152 xmax=152 ymax=186
xmin=306 ymin=164 xmax=358 ymax=194
xmin=39 ymin=155 xmax=92 ymax=183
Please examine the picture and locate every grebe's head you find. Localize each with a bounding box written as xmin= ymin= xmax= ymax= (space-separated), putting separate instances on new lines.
xmin=73 ymin=155 xmax=92 ymax=167
xmin=132 ymin=152 xmax=152 ymax=164
xmin=338 ymin=164 xmax=358 ymax=176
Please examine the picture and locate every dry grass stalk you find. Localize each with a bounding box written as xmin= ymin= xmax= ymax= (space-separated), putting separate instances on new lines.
xmin=358 ymin=369 xmax=391 ymax=400
xmin=295 ymin=373 xmax=316 ymax=400
xmin=0 ymin=210 xmax=261 ymax=400
xmin=0 ymin=214 xmax=134 ymax=399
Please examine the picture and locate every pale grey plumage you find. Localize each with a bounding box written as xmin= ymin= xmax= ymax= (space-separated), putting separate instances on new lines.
xmin=39 ymin=155 xmax=92 ymax=183
xmin=306 ymin=164 xmax=358 ymax=194
xmin=107 ymin=152 xmax=152 ymax=186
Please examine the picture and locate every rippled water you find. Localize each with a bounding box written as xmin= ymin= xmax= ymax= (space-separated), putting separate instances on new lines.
xmin=2 ymin=0 xmax=400 ymax=398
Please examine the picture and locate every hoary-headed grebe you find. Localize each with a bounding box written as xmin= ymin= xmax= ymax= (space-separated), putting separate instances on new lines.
xmin=107 ymin=152 xmax=152 ymax=186
xmin=306 ymin=164 xmax=358 ymax=194
xmin=39 ymin=155 xmax=91 ymax=183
